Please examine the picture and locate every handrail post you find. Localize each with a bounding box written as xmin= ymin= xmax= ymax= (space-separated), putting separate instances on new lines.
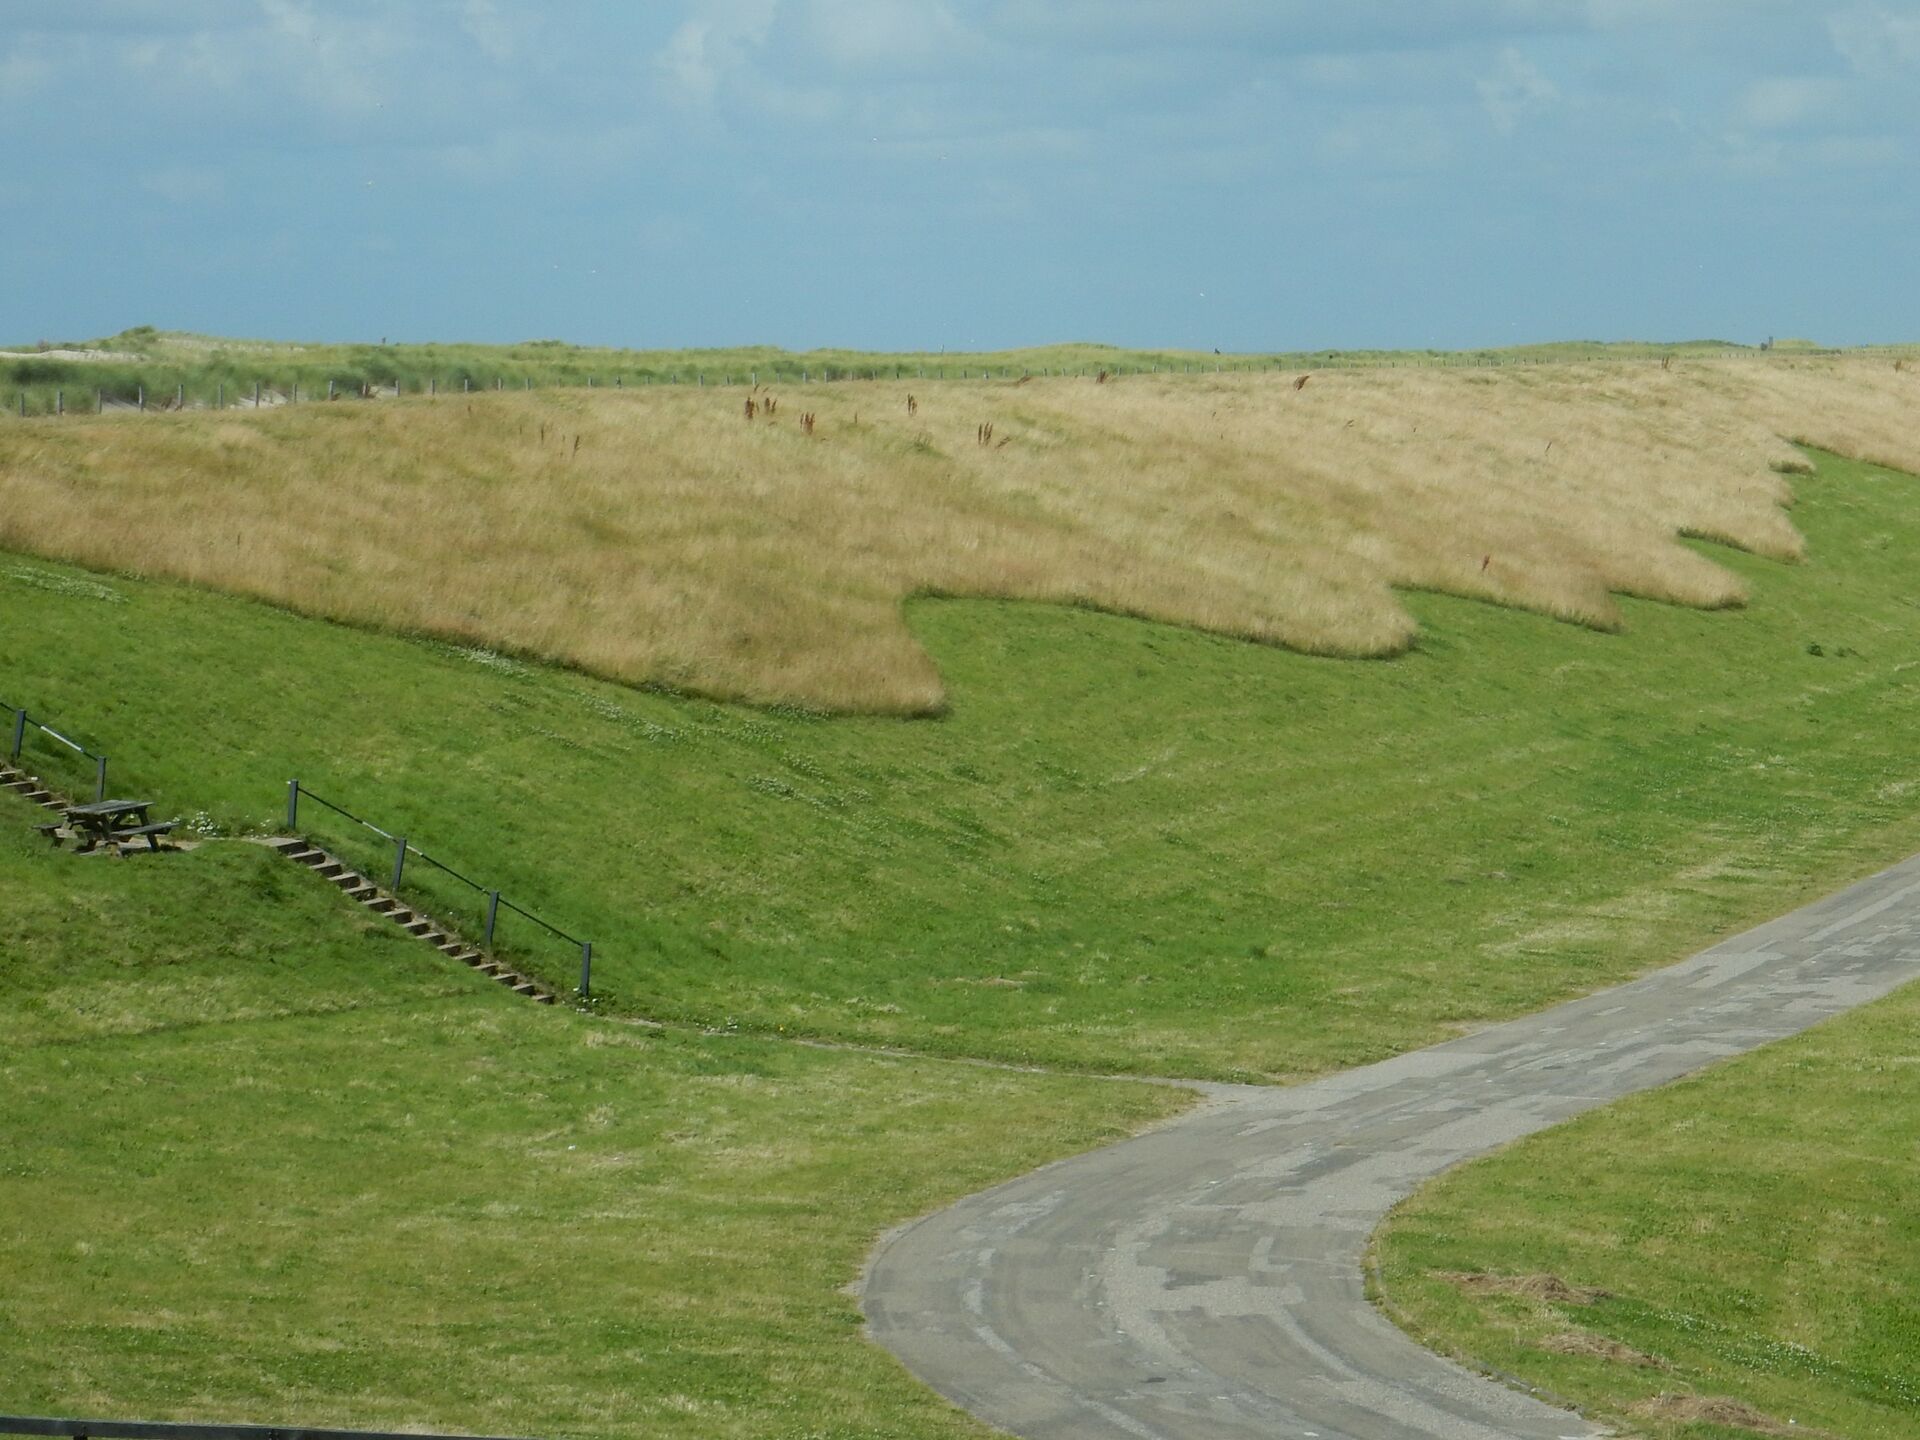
xmin=579 ymin=942 xmax=592 ymax=998
xmin=485 ymin=890 xmax=501 ymax=946
xmin=286 ymin=779 xmax=300 ymax=831
xmin=9 ymin=708 xmax=22 ymax=762
xmin=392 ymin=835 xmax=407 ymax=891
xmin=94 ymin=755 xmax=107 ymax=803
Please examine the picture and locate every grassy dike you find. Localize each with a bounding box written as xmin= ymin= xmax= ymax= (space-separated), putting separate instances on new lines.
xmin=0 ymin=807 xmax=1186 ymax=1439
xmin=1373 ymin=979 xmax=1919 ymax=1440
xmin=1 ymin=329 xmax=1813 ymax=415
xmin=6 ymin=452 xmax=1920 ymax=1079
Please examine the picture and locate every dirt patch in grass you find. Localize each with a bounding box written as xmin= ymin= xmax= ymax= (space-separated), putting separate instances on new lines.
xmin=1537 ymin=1331 xmax=1667 ymax=1368
xmin=1436 ymin=1270 xmax=1611 ymax=1305
xmin=1631 ymin=1392 xmax=1826 ymax=1437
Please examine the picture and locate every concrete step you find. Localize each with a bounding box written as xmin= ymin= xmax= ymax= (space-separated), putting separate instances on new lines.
xmin=512 ymin=982 xmax=540 ymax=998
xmin=266 ymin=836 xmax=309 ymax=854
xmin=312 ymin=860 xmax=348 ymax=879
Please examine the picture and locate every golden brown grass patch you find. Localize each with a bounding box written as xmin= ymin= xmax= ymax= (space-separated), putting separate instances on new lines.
xmin=1537 ymin=1330 xmax=1668 ymax=1368
xmin=3 ymin=357 xmax=1917 ymax=712
xmin=1631 ymin=1392 xmax=1827 ymax=1437
xmin=1435 ymin=1269 xmax=1613 ymax=1305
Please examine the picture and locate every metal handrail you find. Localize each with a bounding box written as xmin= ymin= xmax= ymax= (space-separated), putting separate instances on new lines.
xmin=496 ymin=893 xmax=587 ymax=949
xmin=0 ymin=1414 xmax=534 ymax=1440
xmin=3 ymin=698 xmax=108 ymax=800
xmin=285 ymin=779 xmax=593 ymax=995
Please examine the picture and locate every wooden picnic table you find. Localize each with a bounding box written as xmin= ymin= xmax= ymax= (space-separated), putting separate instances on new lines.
xmin=62 ymin=799 xmax=156 ymax=852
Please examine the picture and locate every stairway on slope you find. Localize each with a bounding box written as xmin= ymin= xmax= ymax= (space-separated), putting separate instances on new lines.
xmin=265 ymin=837 xmax=559 ymax=1005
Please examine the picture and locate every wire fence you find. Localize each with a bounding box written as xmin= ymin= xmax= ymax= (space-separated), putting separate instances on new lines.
xmin=0 ymin=345 xmax=1881 ymax=419
xmin=286 ymin=779 xmax=594 ymax=997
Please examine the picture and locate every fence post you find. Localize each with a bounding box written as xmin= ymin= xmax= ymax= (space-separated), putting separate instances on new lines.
xmin=254 ymin=380 xmax=261 ymax=407
xmin=138 ymin=384 xmax=145 ymax=411
xmin=216 ymin=383 xmax=222 ymax=409
xmin=176 ymin=383 xmax=184 ymax=408
xmin=579 ymin=942 xmax=592 ymax=998
xmin=485 ymin=890 xmax=500 ymax=946
xmin=286 ymin=779 xmax=300 ymax=831
xmin=9 ymin=708 xmax=24 ymax=761
xmin=56 ymin=389 xmax=63 ymax=415
xmin=94 ymin=754 xmax=107 ymax=802
xmin=328 ymin=379 xmax=336 ymax=400
xmin=391 ymin=836 xmax=408 ymax=891
xmin=430 ymin=377 xmax=437 ymax=396
xmin=97 ymin=389 xmax=103 ymax=414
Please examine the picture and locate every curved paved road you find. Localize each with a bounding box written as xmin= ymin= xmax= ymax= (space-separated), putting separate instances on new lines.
xmin=863 ymin=853 xmax=1920 ymax=1440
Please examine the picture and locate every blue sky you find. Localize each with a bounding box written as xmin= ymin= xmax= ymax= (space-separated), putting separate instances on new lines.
xmin=3 ymin=1 xmax=1917 ymax=352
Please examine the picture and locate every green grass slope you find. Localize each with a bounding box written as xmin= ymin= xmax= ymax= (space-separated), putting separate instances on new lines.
xmin=0 ymin=801 xmax=1183 ymax=1438
xmin=1374 ymin=980 xmax=1919 ymax=1439
xmin=7 ymin=451 xmax=1920 ymax=1079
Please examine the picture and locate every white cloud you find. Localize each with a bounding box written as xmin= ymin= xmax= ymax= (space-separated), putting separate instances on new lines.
xmin=800 ymin=0 xmax=973 ymax=71
xmin=460 ymin=0 xmax=518 ymax=64
xmin=1477 ymin=47 xmax=1558 ymax=134
xmin=0 ymin=42 xmax=53 ymax=101
xmin=657 ymin=0 xmax=781 ymax=106
xmin=1735 ymin=76 xmax=1849 ymax=131
xmin=1829 ymin=3 xmax=1920 ymax=73
xmin=142 ymin=166 xmax=226 ymax=205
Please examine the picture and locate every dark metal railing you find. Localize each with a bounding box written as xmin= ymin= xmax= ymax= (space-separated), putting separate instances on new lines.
xmin=285 ymin=779 xmax=593 ymax=995
xmin=3 ymin=697 xmax=107 ymax=800
xmin=0 ymin=1414 xmax=534 ymax=1440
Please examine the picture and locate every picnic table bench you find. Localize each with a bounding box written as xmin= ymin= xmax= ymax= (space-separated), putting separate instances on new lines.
xmin=60 ymin=799 xmax=175 ymax=854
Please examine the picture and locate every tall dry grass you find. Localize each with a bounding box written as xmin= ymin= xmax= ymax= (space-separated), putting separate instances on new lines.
xmin=2 ymin=356 xmax=1916 ymax=713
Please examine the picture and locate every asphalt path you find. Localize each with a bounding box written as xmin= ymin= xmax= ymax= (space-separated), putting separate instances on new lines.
xmin=862 ymin=852 xmax=1920 ymax=1440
